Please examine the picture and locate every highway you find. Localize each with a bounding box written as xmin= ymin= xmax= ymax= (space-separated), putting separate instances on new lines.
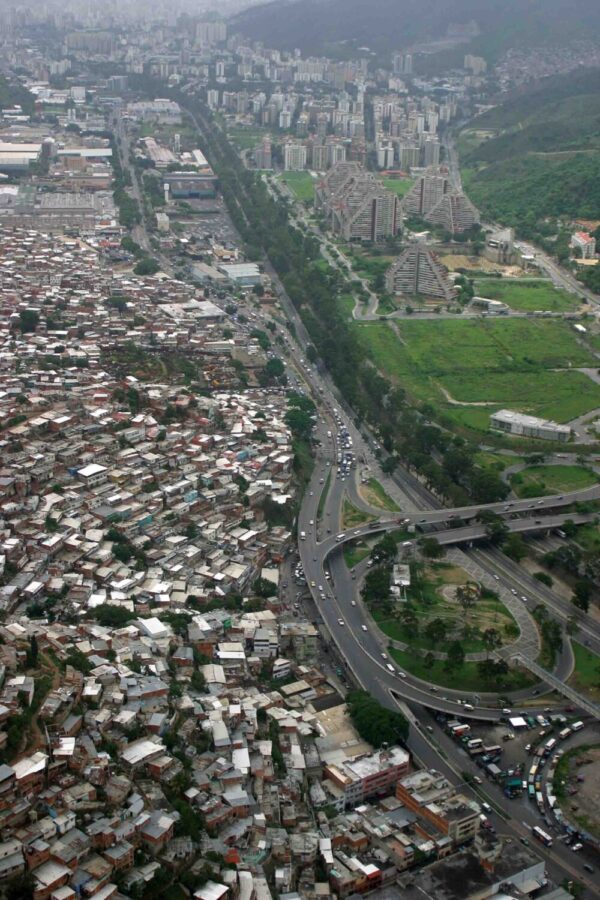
xmin=179 ymin=99 xmax=600 ymax=891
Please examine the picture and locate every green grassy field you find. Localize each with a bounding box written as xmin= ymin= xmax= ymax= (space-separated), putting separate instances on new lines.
xmin=228 ymin=125 xmax=271 ymax=150
xmin=568 ymin=641 xmax=600 ymax=702
xmin=474 ymin=278 xmax=580 ymax=312
xmin=354 ymin=317 xmax=600 ymax=433
xmin=388 ymin=646 xmax=537 ymax=692
xmin=281 ymin=171 xmax=315 ymax=202
xmin=382 ymin=177 xmax=414 ymax=198
xmin=342 ymin=498 xmax=375 ymax=529
xmin=360 ymin=478 xmax=400 ymax=512
xmin=574 ymin=523 xmax=600 ymax=553
xmin=510 ymin=465 xmax=597 ymax=498
xmin=343 ymin=543 xmax=371 ymax=568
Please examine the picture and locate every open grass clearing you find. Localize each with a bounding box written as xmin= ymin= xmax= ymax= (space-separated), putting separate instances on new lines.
xmin=281 ymin=171 xmax=315 ymax=202
xmin=574 ymin=523 xmax=600 ymax=553
xmin=359 ymin=478 xmax=400 ymax=512
xmin=474 ymin=278 xmax=580 ymax=312
xmin=228 ymin=125 xmax=271 ymax=150
xmin=343 ymin=543 xmax=371 ymax=569
xmin=342 ymin=498 xmax=376 ymax=529
xmin=382 ymin=177 xmax=414 ymax=198
xmin=354 ymin=318 xmax=600 ymax=432
xmin=510 ymin=464 xmax=597 ymax=498
xmin=568 ymin=641 xmax=600 ymax=702
xmin=388 ymin=646 xmax=537 ymax=692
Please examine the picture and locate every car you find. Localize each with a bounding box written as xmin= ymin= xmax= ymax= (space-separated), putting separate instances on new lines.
xmin=309 ymin=519 xmax=314 ymax=526
xmin=481 ymin=802 xmax=492 ymax=814
xmin=520 ymin=838 xmax=530 ymax=847
xmin=397 ymin=670 xmax=407 ymax=678
xmin=493 ymin=574 xmax=500 ymax=581
xmin=381 ymin=652 xmax=388 ymax=660
xmin=318 ymin=585 xmax=323 ymax=592
xmin=319 ymin=478 xmax=324 ymax=484
xmin=310 ymin=491 xmax=314 ymax=496
xmin=351 ymin=600 xmax=356 ymax=607
xmin=572 ymin=843 xmax=583 ymax=852
xmin=521 ymin=596 xmax=528 ymax=603
xmin=310 ymin=580 xmax=316 ymax=587
xmin=361 ymin=625 xmax=368 ymax=632
xmin=525 ymin=744 xmax=531 ymax=752
xmin=511 ymin=589 xmax=518 ymax=595
xmin=473 ymin=775 xmax=483 ymax=785
xmin=429 ymin=686 xmax=438 ymax=693
xmin=583 ymin=864 xmax=595 ymax=874
xmin=338 ymin=619 xmax=345 ymax=626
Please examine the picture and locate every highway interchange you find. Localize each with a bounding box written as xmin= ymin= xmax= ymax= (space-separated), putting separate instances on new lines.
xmin=178 ymin=98 xmax=600 ymax=896
xmin=259 ymin=251 xmax=600 ymax=892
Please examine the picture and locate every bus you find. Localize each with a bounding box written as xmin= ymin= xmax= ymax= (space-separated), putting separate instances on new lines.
xmin=528 ymin=784 xmax=536 ymax=800
xmin=532 ymin=825 xmax=553 ymax=847
xmin=483 ymin=745 xmax=502 ymax=756
xmin=571 ymin=721 xmax=584 ymax=733
xmin=467 ymin=739 xmax=483 ymax=751
xmin=559 ymin=727 xmax=572 ymax=741
xmin=544 ymin=738 xmax=557 ymax=755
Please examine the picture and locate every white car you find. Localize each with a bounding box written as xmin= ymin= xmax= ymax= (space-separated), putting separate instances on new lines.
xmin=351 ymin=600 xmax=356 ymax=607
xmin=338 ymin=619 xmax=345 ymax=626
xmin=361 ymin=625 xmax=368 ymax=632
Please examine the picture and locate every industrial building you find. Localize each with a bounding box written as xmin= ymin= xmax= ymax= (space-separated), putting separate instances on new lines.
xmin=490 ymin=410 xmax=571 ymax=442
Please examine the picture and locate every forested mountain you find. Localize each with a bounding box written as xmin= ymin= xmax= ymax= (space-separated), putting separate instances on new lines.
xmin=461 ymin=68 xmax=600 ymax=229
xmin=232 ymin=0 xmax=600 ymax=59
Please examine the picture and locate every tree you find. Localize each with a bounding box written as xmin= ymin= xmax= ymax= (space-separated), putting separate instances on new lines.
xmin=477 ymin=510 xmax=509 ymax=545
xmin=445 ymin=640 xmax=465 ymax=672
xmin=19 ymin=309 xmax=39 ymax=333
xmin=503 ymin=533 xmax=526 ymax=562
xmin=482 ymin=628 xmax=502 ymax=656
xmin=346 ymin=690 xmax=409 ymax=746
xmin=419 ymin=536 xmax=444 ymax=559
xmin=572 ymin=580 xmax=591 ymax=612
xmin=134 ymin=257 xmax=160 ymax=276
xmin=29 ymin=634 xmax=39 ymax=667
xmin=424 ymin=617 xmax=446 ymax=646
xmin=263 ymin=357 xmax=285 ymax=380
xmin=456 ymin=582 xmax=479 ymax=616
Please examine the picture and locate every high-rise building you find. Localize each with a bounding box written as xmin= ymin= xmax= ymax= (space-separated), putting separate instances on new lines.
xmin=423 ymin=137 xmax=440 ymax=167
xmin=376 ymin=141 xmax=395 ymax=169
xmin=386 ymin=242 xmax=456 ymax=301
xmin=402 ymin=167 xmax=450 ymax=217
xmin=315 ymin=162 xmax=399 ymax=242
xmin=425 ymin=191 xmax=480 ymax=234
xmin=283 ymin=142 xmax=307 ymax=171
xmin=392 ymin=52 xmax=413 ymax=75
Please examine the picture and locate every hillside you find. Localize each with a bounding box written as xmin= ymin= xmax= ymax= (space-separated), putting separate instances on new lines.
xmin=232 ymin=0 xmax=600 ymax=59
xmin=460 ymin=68 xmax=600 ymax=231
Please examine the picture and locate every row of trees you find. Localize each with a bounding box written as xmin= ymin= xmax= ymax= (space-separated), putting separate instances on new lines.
xmin=158 ymin=86 xmax=509 ymax=509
